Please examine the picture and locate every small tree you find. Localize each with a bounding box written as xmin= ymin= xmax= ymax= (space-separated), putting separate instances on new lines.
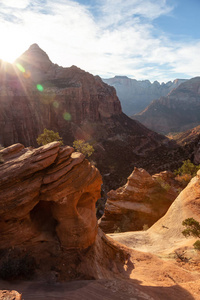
xmin=73 ymin=139 xmax=94 ymax=158
xmin=37 ymin=129 xmax=63 ymax=146
xmin=182 ymin=218 xmax=200 ymax=251
xmin=174 ymin=159 xmax=200 ymax=177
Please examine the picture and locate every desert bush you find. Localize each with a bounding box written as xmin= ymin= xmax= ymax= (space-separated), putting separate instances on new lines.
xmin=174 ymin=159 xmax=200 ymax=177
xmin=175 ymin=174 xmax=192 ymax=187
xmin=193 ymin=240 xmax=200 ymax=251
xmin=73 ymin=139 xmax=94 ymax=157
xmin=182 ymin=217 xmax=200 ymax=252
xmin=37 ymin=128 xmax=63 ymax=146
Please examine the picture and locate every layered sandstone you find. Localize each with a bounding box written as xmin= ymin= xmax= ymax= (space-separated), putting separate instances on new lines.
xmin=100 ymin=168 xmax=181 ymax=233
xmin=110 ymin=169 xmax=200 ymax=255
xmin=1 ymin=144 xmax=200 ymax=299
xmin=0 ymin=143 xmax=135 ymax=281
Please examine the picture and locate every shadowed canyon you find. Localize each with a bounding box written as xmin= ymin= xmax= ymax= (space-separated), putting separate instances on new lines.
xmin=0 ymin=45 xmax=200 ymax=299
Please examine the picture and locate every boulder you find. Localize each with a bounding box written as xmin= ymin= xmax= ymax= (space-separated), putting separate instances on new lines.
xmin=100 ymin=168 xmax=181 ymax=233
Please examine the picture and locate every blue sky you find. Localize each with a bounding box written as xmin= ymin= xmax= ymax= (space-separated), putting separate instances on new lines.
xmin=0 ymin=0 xmax=199 ymax=82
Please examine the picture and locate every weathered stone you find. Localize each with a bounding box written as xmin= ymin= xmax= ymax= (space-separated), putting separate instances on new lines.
xmin=100 ymin=168 xmax=181 ymax=233
xmin=0 ymin=142 xmax=102 ymax=250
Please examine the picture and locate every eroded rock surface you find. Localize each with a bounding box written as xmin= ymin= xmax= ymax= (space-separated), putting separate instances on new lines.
xmin=100 ymin=168 xmax=182 ymax=233
xmin=0 ymin=143 xmax=136 ymax=281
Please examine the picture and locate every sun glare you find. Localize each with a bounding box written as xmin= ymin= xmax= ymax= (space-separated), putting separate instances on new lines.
xmin=0 ymin=49 xmax=16 ymax=63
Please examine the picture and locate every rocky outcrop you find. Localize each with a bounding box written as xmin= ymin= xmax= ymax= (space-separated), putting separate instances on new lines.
xmin=103 ymin=76 xmax=187 ymax=115
xmin=100 ymin=168 xmax=182 ymax=233
xmin=132 ymin=77 xmax=200 ymax=134
xmin=111 ymin=169 xmax=200 ymax=257
xmin=0 ymin=143 xmax=134 ymax=281
xmin=0 ymin=290 xmax=21 ymax=300
xmin=1 ymin=144 xmax=200 ymax=299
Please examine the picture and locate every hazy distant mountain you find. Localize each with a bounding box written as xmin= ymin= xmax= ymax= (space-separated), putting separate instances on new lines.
xmin=132 ymin=77 xmax=200 ymax=135
xmin=102 ymin=76 xmax=187 ymax=116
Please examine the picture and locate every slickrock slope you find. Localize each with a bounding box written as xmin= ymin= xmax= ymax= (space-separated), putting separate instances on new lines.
xmin=103 ymin=76 xmax=186 ymax=115
xmin=100 ymin=168 xmax=181 ymax=233
xmin=110 ymin=169 xmax=200 ymax=255
xmin=132 ymin=77 xmax=200 ymax=134
xmin=0 ymin=144 xmax=200 ymax=299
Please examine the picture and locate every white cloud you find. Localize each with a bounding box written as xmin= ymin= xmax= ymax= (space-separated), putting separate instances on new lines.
xmin=0 ymin=0 xmax=30 ymax=9
xmin=0 ymin=0 xmax=199 ymax=82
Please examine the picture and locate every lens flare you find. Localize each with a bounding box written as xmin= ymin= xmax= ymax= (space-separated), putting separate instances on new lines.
xmin=16 ymin=63 xmax=25 ymax=73
xmin=23 ymin=70 xmax=31 ymax=79
xmin=37 ymin=84 xmax=44 ymax=92
xmin=53 ymin=101 xmax=59 ymax=108
xmin=63 ymin=112 xmax=71 ymax=121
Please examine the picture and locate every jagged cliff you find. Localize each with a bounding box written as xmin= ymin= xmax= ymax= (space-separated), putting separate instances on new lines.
xmin=0 ymin=44 xmax=178 ymax=190
xmin=132 ymin=77 xmax=200 ymax=134
xmin=103 ymin=76 xmax=186 ymax=115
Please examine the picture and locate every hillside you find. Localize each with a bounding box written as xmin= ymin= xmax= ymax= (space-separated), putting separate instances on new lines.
xmin=132 ymin=77 xmax=200 ymax=135
xmin=0 ymin=44 xmax=180 ymax=190
xmin=103 ymin=76 xmax=186 ymax=115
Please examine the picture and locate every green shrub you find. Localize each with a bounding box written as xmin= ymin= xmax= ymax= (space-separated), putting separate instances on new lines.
xmin=73 ymin=140 xmax=94 ymax=158
xmin=37 ymin=128 xmax=63 ymax=146
xmin=193 ymin=240 xmax=200 ymax=251
xmin=174 ymin=160 xmax=200 ymax=177
xmin=182 ymin=218 xmax=200 ymax=252
xmin=182 ymin=218 xmax=200 ymax=238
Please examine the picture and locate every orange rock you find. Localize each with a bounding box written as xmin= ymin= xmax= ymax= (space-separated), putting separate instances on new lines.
xmin=100 ymin=167 xmax=181 ymax=233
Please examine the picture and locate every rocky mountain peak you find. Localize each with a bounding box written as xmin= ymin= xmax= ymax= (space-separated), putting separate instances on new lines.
xmin=15 ymin=43 xmax=53 ymax=81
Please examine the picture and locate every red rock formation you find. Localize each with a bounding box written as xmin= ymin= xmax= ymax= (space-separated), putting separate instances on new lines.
xmin=0 ymin=290 xmax=21 ymax=300
xmin=0 ymin=143 xmax=134 ymax=281
xmin=100 ymin=168 xmax=182 ymax=233
xmin=1 ymin=44 xmax=176 ymax=192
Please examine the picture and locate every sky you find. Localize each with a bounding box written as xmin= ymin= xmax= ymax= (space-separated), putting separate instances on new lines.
xmin=0 ymin=0 xmax=200 ymax=83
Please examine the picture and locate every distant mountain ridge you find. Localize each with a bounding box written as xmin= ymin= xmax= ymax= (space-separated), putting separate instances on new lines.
xmin=132 ymin=77 xmax=200 ymax=135
xmin=102 ymin=76 xmax=187 ymax=115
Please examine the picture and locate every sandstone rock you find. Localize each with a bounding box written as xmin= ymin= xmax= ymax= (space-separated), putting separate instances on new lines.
xmin=0 ymin=142 xmax=102 ymax=250
xmin=100 ymin=168 xmax=181 ymax=233
xmin=0 ymin=290 xmax=21 ymax=300
xmin=0 ymin=143 xmax=137 ymax=281
xmin=110 ymin=168 xmax=200 ymax=255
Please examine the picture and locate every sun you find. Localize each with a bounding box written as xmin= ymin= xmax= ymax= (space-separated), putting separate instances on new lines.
xmin=0 ymin=46 xmax=18 ymax=63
